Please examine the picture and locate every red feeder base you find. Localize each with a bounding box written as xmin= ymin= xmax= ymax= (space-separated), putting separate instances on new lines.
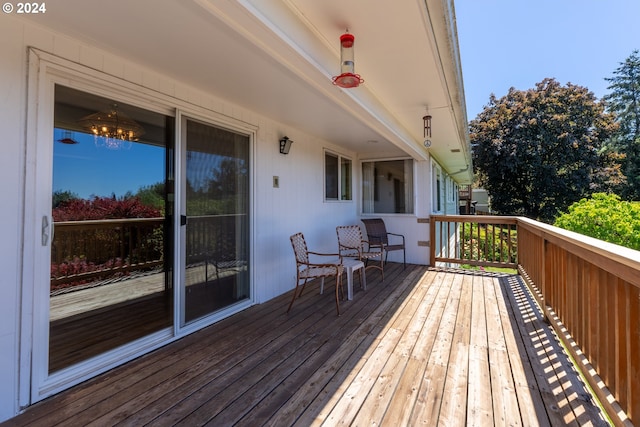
xmin=332 ymin=73 xmax=363 ymax=88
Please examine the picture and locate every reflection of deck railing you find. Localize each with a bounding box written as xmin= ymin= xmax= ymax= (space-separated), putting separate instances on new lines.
xmin=431 ymin=214 xmax=640 ymax=425
xmin=185 ymin=214 xmax=248 ymax=274
xmin=51 ymin=218 xmax=165 ymax=289
xmin=51 ymin=214 xmax=248 ymax=291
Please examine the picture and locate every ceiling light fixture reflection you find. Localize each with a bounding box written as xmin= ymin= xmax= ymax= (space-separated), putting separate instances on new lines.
xmin=78 ymin=104 xmax=144 ymax=150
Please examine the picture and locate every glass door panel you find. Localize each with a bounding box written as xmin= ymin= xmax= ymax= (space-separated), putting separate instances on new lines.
xmin=50 ymin=85 xmax=174 ymax=373
xmin=183 ymin=119 xmax=250 ymax=324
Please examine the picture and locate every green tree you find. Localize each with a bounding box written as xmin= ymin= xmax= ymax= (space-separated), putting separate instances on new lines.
xmin=471 ymin=78 xmax=615 ymax=223
xmin=135 ymin=182 xmax=166 ymax=212
xmin=554 ymin=193 xmax=640 ymax=250
xmin=603 ymin=50 xmax=640 ymax=200
xmin=52 ymin=190 xmax=79 ymax=208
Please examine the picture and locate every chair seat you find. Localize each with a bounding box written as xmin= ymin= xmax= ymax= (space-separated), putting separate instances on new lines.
xmin=336 ymin=225 xmax=385 ymax=281
xmin=300 ymin=265 xmax=343 ymax=279
xmin=361 ymin=218 xmax=406 ymax=268
xmin=288 ymin=232 xmax=345 ymax=316
xmin=360 ymin=251 xmax=383 ymax=260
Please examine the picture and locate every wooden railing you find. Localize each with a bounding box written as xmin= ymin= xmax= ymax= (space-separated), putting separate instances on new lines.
xmin=185 ymin=214 xmax=248 ymax=267
xmin=51 ymin=218 xmax=165 ymax=291
xmin=430 ymin=215 xmax=518 ymax=269
xmin=431 ymin=214 xmax=640 ymax=426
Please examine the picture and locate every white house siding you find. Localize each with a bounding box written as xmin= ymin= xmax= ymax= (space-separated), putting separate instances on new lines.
xmin=427 ymin=160 xmax=461 ymax=265
xmin=360 ymin=159 xmax=433 ymax=266
xmin=444 ymin=175 xmax=460 ymax=215
xmin=0 ymin=16 xmax=364 ymax=421
xmin=0 ymin=16 xmax=28 ymax=422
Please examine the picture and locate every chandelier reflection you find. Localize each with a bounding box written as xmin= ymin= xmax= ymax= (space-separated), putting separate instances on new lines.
xmin=79 ymin=104 xmax=144 ymax=149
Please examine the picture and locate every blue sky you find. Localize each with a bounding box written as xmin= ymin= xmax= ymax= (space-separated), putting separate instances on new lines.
xmin=54 ymin=129 xmax=165 ymax=199
xmin=456 ymin=0 xmax=640 ymax=120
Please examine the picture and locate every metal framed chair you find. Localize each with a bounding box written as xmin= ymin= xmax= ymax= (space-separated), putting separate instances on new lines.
xmin=336 ymin=225 xmax=384 ymax=280
xmin=288 ymin=232 xmax=344 ymax=315
xmin=361 ymin=218 xmax=406 ymax=268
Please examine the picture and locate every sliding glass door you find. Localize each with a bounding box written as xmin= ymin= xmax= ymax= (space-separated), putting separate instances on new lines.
xmin=181 ymin=117 xmax=250 ymax=325
xmin=50 ymin=85 xmax=174 ymax=373
xmin=34 ymin=78 xmax=252 ymax=404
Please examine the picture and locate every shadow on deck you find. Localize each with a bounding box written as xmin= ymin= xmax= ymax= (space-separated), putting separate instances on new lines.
xmin=5 ymin=264 xmax=609 ymax=426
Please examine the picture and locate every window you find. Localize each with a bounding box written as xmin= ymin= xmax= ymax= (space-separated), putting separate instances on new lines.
xmin=362 ymin=159 xmax=414 ymax=214
xmin=325 ymin=151 xmax=352 ymax=201
xmin=432 ymin=163 xmax=442 ymax=212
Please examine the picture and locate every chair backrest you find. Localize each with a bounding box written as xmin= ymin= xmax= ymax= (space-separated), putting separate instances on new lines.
xmin=336 ymin=225 xmax=363 ymax=257
xmin=290 ymin=233 xmax=309 ymax=265
xmin=361 ymin=218 xmax=388 ymax=245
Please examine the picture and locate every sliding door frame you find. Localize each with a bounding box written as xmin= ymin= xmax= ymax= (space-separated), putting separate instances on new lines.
xmin=21 ymin=48 xmax=256 ymax=407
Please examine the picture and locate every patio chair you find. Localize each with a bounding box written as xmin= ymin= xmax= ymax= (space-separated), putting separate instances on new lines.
xmin=336 ymin=225 xmax=384 ymax=280
xmin=288 ymin=233 xmax=344 ymax=316
xmin=361 ymin=218 xmax=406 ymax=268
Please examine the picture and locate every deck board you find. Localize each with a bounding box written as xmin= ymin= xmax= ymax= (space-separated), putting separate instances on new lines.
xmin=437 ymin=272 xmax=472 ymax=427
xmin=467 ymin=274 xmax=493 ymax=426
xmin=4 ymin=265 xmax=610 ymax=427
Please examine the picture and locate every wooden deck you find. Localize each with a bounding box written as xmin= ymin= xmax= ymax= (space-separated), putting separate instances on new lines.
xmin=6 ymin=264 xmax=609 ymax=426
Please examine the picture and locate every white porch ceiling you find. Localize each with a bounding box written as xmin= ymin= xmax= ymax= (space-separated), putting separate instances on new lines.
xmin=20 ymin=0 xmax=472 ymax=183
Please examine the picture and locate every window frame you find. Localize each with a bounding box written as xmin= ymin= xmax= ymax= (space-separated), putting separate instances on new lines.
xmin=432 ymin=161 xmax=443 ymax=214
xmin=324 ymin=149 xmax=352 ymax=202
xmin=361 ymin=158 xmax=415 ymax=215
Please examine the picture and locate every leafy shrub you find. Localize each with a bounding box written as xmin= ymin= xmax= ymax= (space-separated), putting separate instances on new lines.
xmin=53 ymin=195 xmax=161 ymax=221
xmin=554 ymin=193 xmax=640 ymax=250
xmin=461 ymin=223 xmax=517 ymax=264
xmin=50 ymin=257 xmax=126 ymax=292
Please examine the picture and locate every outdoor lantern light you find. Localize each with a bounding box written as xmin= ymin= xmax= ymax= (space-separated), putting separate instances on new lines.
xmin=332 ymin=32 xmax=363 ymax=88
xmin=279 ymin=136 xmax=293 ymax=154
xmin=423 ymin=114 xmax=432 ymax=148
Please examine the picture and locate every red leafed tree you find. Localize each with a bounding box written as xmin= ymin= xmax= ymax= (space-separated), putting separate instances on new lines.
xmin=51 ymin=196 xmax=163 ymax=291
xmin=53 ymin=196 xmax=161 ymax=221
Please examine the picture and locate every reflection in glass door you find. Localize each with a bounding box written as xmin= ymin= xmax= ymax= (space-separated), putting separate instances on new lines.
xmin=182 ymin=118 xmax=250 ymax=324
xmin=50 ymin=85 xmax=174 ymax=373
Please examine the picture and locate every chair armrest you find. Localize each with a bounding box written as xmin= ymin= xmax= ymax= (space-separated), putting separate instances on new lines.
xmin=307 ymin=252 xmax=341 ymax=264
xmin=337 ymin=243 xmax=361 ymax=251
xmin=299 ymin=261 xmax=343 ymax=273
xmin=386 ymin=232 xmax=405 ymax=244
xmin=337 ymin=244 xmax=362 ymax=259
xmin=308 ymin=251 xmax=341 ymax=257
xmin=303 ymin=261 xmax=340 ymax=267
xmin=363 ymin=239 xmax=384 ymax=252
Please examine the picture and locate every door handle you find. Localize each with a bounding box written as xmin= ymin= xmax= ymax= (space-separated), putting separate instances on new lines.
xmin=41 ymin=215 xmax=51 ymax=246
xmin=180 ymin=215 xmax=187 ymax=226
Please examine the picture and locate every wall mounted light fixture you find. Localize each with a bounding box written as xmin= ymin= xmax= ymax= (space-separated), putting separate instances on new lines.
xmin=279 ymin=136 xmax=293 ymax=154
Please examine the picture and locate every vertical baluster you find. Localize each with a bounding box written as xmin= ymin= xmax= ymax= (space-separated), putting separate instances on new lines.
xmin=511 ymin=223 xmax=514 ymax=264
xmin=469 ymin=221 xmax=473 ymax=263
xmin=446 ymin=220 xmax=451 ymax=260
xmin=491 ymin=223 xmax=496 ymax=263
xmin=439 ymin=220 xmax=443 ymax=261
xmin=476 ymin=221 xmax=481 ymax=262
xmin=455 ymin=221 xmax=460 ymax=261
